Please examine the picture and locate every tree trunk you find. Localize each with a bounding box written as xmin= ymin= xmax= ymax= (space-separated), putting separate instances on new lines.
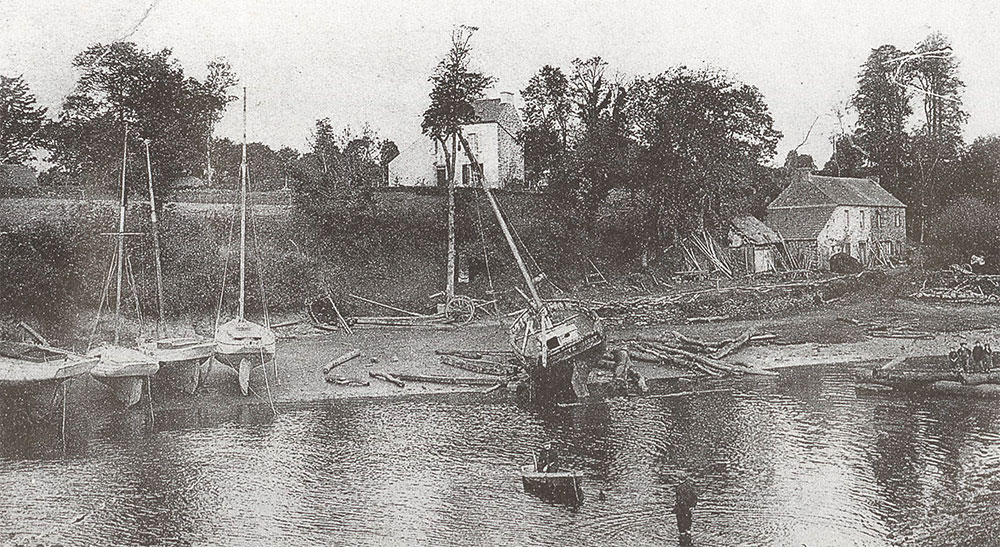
xmin=446 ymin=134 xmax=457 ymax=299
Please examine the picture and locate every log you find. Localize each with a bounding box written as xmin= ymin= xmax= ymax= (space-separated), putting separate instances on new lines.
xmin=18 ymin=322 xmax=48 ymax=346
xmin=390 ymin=373 xmax=498 ymax=386
xmin=347 ymin=294 xmax=423 ymax=317
xmin=647 ymin=388 xmax=732 ymax=399
xmin=437 ymin=348 xmax=514 ymax=357
xmin=369 ymin=371 xmax=406 ymax=387
xmin=325 ymin=376 xmax=370 ymax=387
xmin=439 ymin=355 xmax=519 ymax=376
xmin=322 ymin=349 xmax=363 ymax=374
xmin=686 ymin=315 xmax=730 ymax=323
xmin=712 ymin=327 xmax=755 ymax=359
xmin=959 ymin=372 xmax=1000 ymax=386
xmin=870 ymin=369 xmax=958 ymax=383
xmin=270 ymin=319 xmax=301 ymax=329
xmin=482 ymin=383 xmax=505 ymax=394
xmin=637 ymin=345 xmax=724 ymax=377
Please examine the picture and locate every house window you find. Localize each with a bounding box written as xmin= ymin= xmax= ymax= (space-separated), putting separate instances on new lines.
xmin=436 ymin=166 xmax=447 ymax=187
xmin=466 ymin=133 xmax=479 ymax=155
xmin=462 ymin=163 xmax=483 ymax=186
xmin=895 ymin=212 xmax=901 ymax=227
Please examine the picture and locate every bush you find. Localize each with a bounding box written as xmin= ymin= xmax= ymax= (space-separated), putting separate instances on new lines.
xmin=927 ymin=197 xmax=1000 ymax=271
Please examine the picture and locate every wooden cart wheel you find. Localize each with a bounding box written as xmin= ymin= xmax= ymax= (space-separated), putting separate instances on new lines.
xmin=446 ymin=295 xmax=476 ymax=325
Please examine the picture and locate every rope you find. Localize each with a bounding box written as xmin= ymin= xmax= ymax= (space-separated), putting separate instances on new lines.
xmin=124 ymin=255 xmax=143 ymax=332
xmin=474 ymin=195 xmax=502 ymax=324
xmin=246 ymin=168 xmax=270 ymax=328
xmin=215 ymin=198 xmax=238 ymax=330
xmin=88 ymin=242 xmax=118 ymax=351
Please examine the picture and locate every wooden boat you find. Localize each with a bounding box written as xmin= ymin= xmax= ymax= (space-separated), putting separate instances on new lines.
xmin=856 ymin=368 xmax=1000 ymax=397
xmin=140 ymin=337 xmax=214 ymax=395
xmin=0 ymin=341 xmax=97 ymax=416
xmin=212 ymin=89 xmax=277 ymax=396
xmin=89 ymin=345 xmax=158 ymax=407
xmin=89 ymin=128 xmax=160 ymax=407
xmin=520 ymin=462 xmax=585 ymax=505
xmin=455 ymin=132 xmax=607 ymax=401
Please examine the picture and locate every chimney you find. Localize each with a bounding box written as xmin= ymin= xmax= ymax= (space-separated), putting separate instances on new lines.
xmin=500 ymin=91 xmax=514 ymax=104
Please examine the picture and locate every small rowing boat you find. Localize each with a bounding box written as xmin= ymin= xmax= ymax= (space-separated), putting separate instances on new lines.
xmin=520 ymin=462 xmax=584 ymax=505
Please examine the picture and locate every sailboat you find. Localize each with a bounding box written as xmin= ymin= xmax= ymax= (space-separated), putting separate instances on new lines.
xmin=213 ymin=88 xmax=277 ymax=396
xmin=457 ymin=132 xmax=605 ymax=401
xmin=135 ymin=139 xmax=214 ymax=395
xmin=89 ymin=128 xmax=160 ymax=408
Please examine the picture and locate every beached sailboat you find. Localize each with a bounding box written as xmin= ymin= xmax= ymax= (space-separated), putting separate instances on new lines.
xmin=135 ymin=139 xmax=214 ymax=394
xmin=456 ymin=132 xmax=606 ymax=400
xmin=213 ymin=89 xmax=277 ymax=396
xmin=89 ymin=128 xmax=159 ymax=407
xmin=0 ymin=340 xmax=97 ymax=419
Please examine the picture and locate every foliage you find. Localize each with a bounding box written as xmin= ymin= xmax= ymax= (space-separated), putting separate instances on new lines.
xmin=46 ymin=42 xmax=237 ymax=196
xmin=926 ymin=196 xmax=1000 ymax=267
xmin=422 ymin=26 xmax=495 ymax=185
xmin=0 ymin=75 xmax=47 ymax=164
xmin=520 ymin=65 xmax=572 ymax=185
xmin=625 ymin=67 xmax=781 ymax=253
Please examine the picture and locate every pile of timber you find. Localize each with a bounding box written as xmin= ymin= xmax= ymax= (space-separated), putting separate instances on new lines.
xmin=911 ymin=271 xmax=1000 ymax=304
xmin=837 ymin=317 xmax=935 ymax=340
xmin=310 ymin=292 xmax=454 ymax=331
xmin=610 ymin=328 xmax=777 ymax=378
xmin=596 ymin=272 xmax=874 ymax=318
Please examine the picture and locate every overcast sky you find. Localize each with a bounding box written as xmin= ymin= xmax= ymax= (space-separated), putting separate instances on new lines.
xmin=2 ymin=0 xmax=999 ymax=166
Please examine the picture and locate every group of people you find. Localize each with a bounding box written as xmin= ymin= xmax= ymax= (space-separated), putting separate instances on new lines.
xmin=948 ymin=341 xmax=995 ymax=373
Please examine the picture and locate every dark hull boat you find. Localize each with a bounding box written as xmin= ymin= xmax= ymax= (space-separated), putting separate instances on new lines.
xmin=141 ymin=337 xmax=214 ymax=395
xmin=520 ymin=463 xmax=585 ymax=505
xmin=856 ymin=366 xmax=1000 ymax=397
xmin=510 ymin=301 xmax=606 ymax=400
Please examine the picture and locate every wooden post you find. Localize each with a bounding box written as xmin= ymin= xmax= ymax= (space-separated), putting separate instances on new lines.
xmin=144 ymin=140 xmax=166 ymax=338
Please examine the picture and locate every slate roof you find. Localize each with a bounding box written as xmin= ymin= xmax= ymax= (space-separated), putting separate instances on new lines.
xmin=769 ymin=173 xmax=905 ymax=209
xmin=765 ymin=206 xmax=837 ymax=241
xmin=470 ymin=99 xmax=523 ymax=136
xmin=730 ymin=215 xmax=782 ymax=245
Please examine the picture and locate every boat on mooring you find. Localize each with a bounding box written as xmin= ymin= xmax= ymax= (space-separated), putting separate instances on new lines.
xmin=89 ymin=127 xmax=159 ymax=407
xmin=212 ymin=88 xmax=277 ymax=397
xmin=856 ymin=358 xmax=1000 ymax=397
xmin=520 ymin=461 xmax=585 ymax=505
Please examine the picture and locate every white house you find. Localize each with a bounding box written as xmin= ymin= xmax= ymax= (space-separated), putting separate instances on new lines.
xmin=388 ymin=94 xmax=524 ymax=189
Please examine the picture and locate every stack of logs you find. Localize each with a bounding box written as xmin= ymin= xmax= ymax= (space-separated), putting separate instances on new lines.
xmin=607 ymin=329 xmax=778 ymax=378
xmin=911 ymin=270 xmax=1000 ymax=304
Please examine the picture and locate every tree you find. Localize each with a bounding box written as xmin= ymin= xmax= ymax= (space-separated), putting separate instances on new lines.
xmin=0 ymin=75 xmax=47 ymax=164
xmin=520 ymin=65 xmax=571 ymax=186
xmin=47 ymin=42 xmax=236 ymax=194
xmin=421 ymin=26 xmax=494 ymax=298
xmin=851 ymin=45 xmax=912 ymax=198
xmin=626 ymin=67 xmax=781 ymax=258
xmin=955 ymin=136 xmax=1000 ymax=203
xmin=819 ymin=134 xmax=866 ymax=177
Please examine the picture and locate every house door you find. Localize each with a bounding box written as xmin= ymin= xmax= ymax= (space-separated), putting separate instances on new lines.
xmin=753 ymin=248 xmax=775 ymax=273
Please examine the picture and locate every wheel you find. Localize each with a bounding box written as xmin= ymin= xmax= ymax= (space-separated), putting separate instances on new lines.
xmin=446 ymin=295 xmax=476 ymax=325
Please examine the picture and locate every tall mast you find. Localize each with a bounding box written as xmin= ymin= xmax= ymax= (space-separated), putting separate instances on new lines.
xmin=456 ymin=132 xmax=544 ymax=311
xmin=144 ymin=139 xmax=166 ymax=338
xmin=238 ymin=87 xmax=247 ymax=321
xmin=114 ymin=126 xmax=128 ymax=344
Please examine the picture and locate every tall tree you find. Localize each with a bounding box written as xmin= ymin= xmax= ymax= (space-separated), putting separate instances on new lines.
xmin=851 ymin=44 xmax=912 ymax=199
xmin=0 ymin=75 xmax=47 ymax=164
xmin=905 ymin=32 xmax=967 ymax=241
xmin=520 ymin=65 xmax=571 ymax=186
xmin=421 ymin=26 xmax=494 ymax=298
xmin=627 ymin=67 xmax=781 ymax=259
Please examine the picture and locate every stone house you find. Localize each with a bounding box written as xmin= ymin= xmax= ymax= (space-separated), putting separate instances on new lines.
xmin=765 ymin=170 xmax=906 ymax=268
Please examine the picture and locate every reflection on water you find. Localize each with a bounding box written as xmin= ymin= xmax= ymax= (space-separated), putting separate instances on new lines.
xmin=4 ymin=364 xmax=1000 ymax=545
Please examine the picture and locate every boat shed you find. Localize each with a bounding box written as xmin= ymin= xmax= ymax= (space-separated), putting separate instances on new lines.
xmin=728 ymin=215 xmax=783 ymax=274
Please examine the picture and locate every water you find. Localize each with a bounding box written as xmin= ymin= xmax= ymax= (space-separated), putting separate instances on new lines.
xmin=4 ymin=365 xmax=1000 ymax=546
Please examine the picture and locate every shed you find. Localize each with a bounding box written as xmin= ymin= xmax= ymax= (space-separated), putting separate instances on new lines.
xmin=728 ymin=215 xmax=783 ymax=273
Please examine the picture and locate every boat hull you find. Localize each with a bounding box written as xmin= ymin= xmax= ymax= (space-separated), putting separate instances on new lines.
xmin=90 ymin=345 xmax=159 ymax=408
xmin=214 ymin=319 xmax=277 ymax=396
xmin=510 ymin=302 xmax=606 ymax=402
xmin=857 ymin=369 xmax=1000 ymax=397
xmin=520 ymin=464 xmax=584 ymax=505
xmin=140 ymin=338 xmax=214 ymax=395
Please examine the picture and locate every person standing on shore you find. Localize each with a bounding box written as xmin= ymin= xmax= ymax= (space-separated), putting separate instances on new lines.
xmin=973 ymin=341 xmax=985 ymax=373
xmin=674 ymin=471 xmax=698 ymax=545
xmin=958 ymin=343 xmax=973 ymax=373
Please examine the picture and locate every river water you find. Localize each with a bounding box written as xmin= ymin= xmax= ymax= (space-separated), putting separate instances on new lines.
xmin=3 ymin=364 xmax=1000 ymax=546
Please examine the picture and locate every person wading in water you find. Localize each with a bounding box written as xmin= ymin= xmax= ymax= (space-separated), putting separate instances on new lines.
xmin=674 ymin=471 xmax=698 ymax=545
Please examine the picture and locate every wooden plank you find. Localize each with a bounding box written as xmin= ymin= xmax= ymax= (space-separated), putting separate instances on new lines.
xmin=322 ymin=349 xmax=362 ymax=374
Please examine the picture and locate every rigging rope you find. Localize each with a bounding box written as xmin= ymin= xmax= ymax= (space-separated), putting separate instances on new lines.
xmin=88 ymin=241 xmax=118 ymax=351
xmin=246 ymin=168 xmax=271 ymax=329
xmin=474 ymin=194 xmax=502 ymax=324
xmin=215 ymin=195 xmax=238 ymax=330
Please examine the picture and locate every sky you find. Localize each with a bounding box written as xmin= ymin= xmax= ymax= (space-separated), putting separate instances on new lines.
xmin=2 ymin=0 xmax=1000 ymax=166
